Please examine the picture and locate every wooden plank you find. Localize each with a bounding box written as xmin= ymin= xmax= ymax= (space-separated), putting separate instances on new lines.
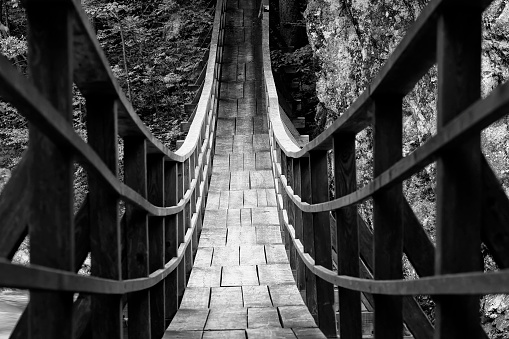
xmin=124 ymin=137 xmax=150 ymax=339
xmin=215 ymin=136 xmax=234 ymax=154
xmin=266 ymin=189 xmax=277 ymax=207
xmin=163 ymin=331 xmax=203 ymax=339
xmin=244 ymin=190 xmax=258 ymax=208
xmin=227 ymin=227 xmax=257 ymax=245
xmin=233 ymin=135 xmax=254 ymax=153
xmin=220 ymin=191 xmax=230 ymax=209
xmin=194 ymin=248 xmax=214 ymax=267
xmin=292 ymin=328 xmax=327 ymax=339
xmin=258 ymin=264 xmax=295 ymax=285
xmin=86 ymin=94 xmax=123 ymax=339
xmin=202 ymin=330 xmax=246 ymax=339
xmin=256 ymin=189 xmax=268 ymax=207
xmin=435 ymin=8 xmax=483 ymax=338
xmin=213 ymin=155 xmax=230 ymax=173
xmin=256 ymin=226 xmax=283 ymax=244
xmin=180 ymin=287 xmax=211 ymax=309
xmin=187 ymin=266 xmax=222 ymax=287
xmin=253 ymin=116 xmax=268 ymax=134
xmin=209 ymin=173 xmax=230 ymax=191
xmin=230 ymin=153 xmax=244 ymax=171
xmin=147 ymin=154 xmax=166 ymax=338
xmin=241 ymin=208 xmax=252 ymax=226
xmin=229 ymin=190 xmax=245 ymax=209
xmin=243 ymin=285 xmax=273 ymax=308
xmin=205 ymin=309 xmax=248 ymax=330
xmin=252 ymin=207 xmax=279 ymax=225
xmin=218 ymin=99 xmax=238 ymax=118
xmin=265 ymin=245 xmax=288 ymax=264
xmin=238 ymin=98 xmax=256 ymax=117
xmin=246 ymin=329 xmax=296 ymax=339
xmin=278 ymin=306 xmax=318 ymax=328
xmin=221 ymin=265 xmax=259 ymax=286
xmin=167 ymin=309 xmax=210 ymax=331
xmin=230 ymin=171 xmax=250 ymax=190
xmin=333 ymin=135 xmax=361 ymax=339
xmin=236 ymin=63 xmax=246 ymax=82
xmin=269 ymin=284 xmax=306 ymax=307
xmin=244 ymin=152 xmax=256 ymax=170
xmin=206 ymin=191 xmax=221 ymax=210
xmin=227 ymin=209 xmax=242 ymax=227
xmin=248 ymin=307 xmax=281 ymax=328
xmin=250 ymin=170 xmax=273 ymax=189
xmin=372 ymin=96 xmax=403 ymax=338
xmin=26 ymin=3 xmax=75 ymax=338
xmin=212 ymin=246 xmax=240 ymax=266
xmin=210 ymin=287 xmax=244 ymax=308
xmin=236 ymin=117 xmax=253 ymax=134
xmin=216 ymin=118 xmax=236 ymax=136
xmin=309 ymin=151 xmax=335 ymax=337
xmin=240 ymin=245 xmax=266 ymax=265
xmin=199 ymin=229 xmax=227 ymax=247
xmin=221 ymin=64 xmax=238 ymax=82
xmin=255 ymin=152 xmax=271 ymax=169
xmin=203 ymin=210 xmax=228 ymax=228
xmin=253 ymin=135 xmax=270 ymax=152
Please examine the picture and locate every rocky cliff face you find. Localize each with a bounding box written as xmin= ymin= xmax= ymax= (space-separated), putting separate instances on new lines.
xmin=303 ymin=0 xmax=509 ymax=337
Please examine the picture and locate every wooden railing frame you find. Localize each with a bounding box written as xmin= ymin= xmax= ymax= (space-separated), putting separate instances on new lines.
xmin=262 ymin=0 xmax=509 ymax=338
xmin=0 ymin=0 xmax=226 ymax=337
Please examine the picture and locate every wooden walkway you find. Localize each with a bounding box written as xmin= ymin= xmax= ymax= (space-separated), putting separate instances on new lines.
xmin=164 ymin=0 xmax=325 ymax=338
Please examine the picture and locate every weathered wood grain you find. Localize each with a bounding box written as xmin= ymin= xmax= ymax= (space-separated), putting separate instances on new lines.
xmin=222 ymin=265 xmax=259 ymax=286
xmin=243 ymin=285 xmax=273 ymax=307
xmin=333 ymin=134 xmax=361 ymax=339
xmin=248 ymin=307 xmax=281 ymax=328
xmin=210 ymin=287 xmax=244 ymax=308
xmin=205 ymin=309 xmax=248 ymax=330
xmin=180 ymin=287 xmax=211 ymax=309
xmin=240 ymin=245 xmax=266 ymax=265
xmin=26 ymin=4 xmax=75 ymax=337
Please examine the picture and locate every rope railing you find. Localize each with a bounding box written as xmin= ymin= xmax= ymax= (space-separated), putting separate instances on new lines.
xmin=0 ymin=0 xmax=226 ymax=338
xmin=262 ymin=0 xmax=509 ymax=338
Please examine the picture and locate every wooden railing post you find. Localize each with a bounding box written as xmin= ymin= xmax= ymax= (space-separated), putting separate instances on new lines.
xmin=309 ymin=150 xmax=336 ymax=337
xmin=26 ymin=3 xmax=75 ymax=338
xmin=333 ymin=134 xmax=361 ymax=339
xmin=147 ymin=154 xmax=166 ymax=338
xmin=293 ymin=159 xmax=305 ymax=291
xmin=288 ymin=157 xmax=297 ymax=271
xmin=177 ymin=162 xmax=187 ymax=292
xmin=373 ymin=95 xmax=403 ymax=338
xmin=124 ymin=137 xmax=151 ymax=338
xmin=190 ymin=150 xmax=198 ymax=258
xmin=300 ymin=156 xmax=317 ymax=317
xmin=435 ymin=5 xmax=483 ymax=338
xmin=165 ymin=161 xmax=179 ymax=323
xmin=184 ymin=158 xmax=193 ymax=275
xmin=87 ymin=95 xmax=123 ymax=339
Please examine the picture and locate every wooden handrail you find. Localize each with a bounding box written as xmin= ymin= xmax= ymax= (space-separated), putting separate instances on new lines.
xmin=0 ymin=0 xmax=226 ymax=337
xmin=263 ymin=0 xmax=509 ymax=337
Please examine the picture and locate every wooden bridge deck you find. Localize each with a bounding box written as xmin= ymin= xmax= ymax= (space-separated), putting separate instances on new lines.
xmin=165 ymin=0 xmax=325 ymax=338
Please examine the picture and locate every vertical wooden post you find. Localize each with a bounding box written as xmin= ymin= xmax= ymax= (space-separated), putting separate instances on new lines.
xmin=280 ymin=152 xmax=290 ymax=248
xmin=26 ymin=3 xmax=75 ymax=338
xmin=333 ymin=135 xmax=361 ymax=339
xmin=287 ymin=157 xmax=297 ymax=271
xmin=309 ymin=150 xmax=336 ymax=337
xmin=184 ymin=158 xmax=193 ymax=275
xmin=435 ymin=4 xmax=482 ymax=338
xmin=124 ymin=137 xmax=151 ymax=339
xmin=87 ymin=95 xmax=123 ymax=339
xmin=300 ymin=156 xmax=317 ymax=317
xmin=147 ymin=155 xmax=166 ymax=338
xmin=373 ymin=95 xmax=403 ymax=338
xmin=165 ymin=161 xmax=179 ymax=323
xmin=293 ymin=159 xmax=305 ymax=291
xmin=177 ymin=162 xmax=187 ymax=293
xmin=190 ymin=151 xmax=198 ymax=258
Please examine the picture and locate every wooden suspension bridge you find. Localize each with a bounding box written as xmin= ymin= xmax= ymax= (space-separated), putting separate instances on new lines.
xmin=1 ymin=0 xmax=509 ymax=338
